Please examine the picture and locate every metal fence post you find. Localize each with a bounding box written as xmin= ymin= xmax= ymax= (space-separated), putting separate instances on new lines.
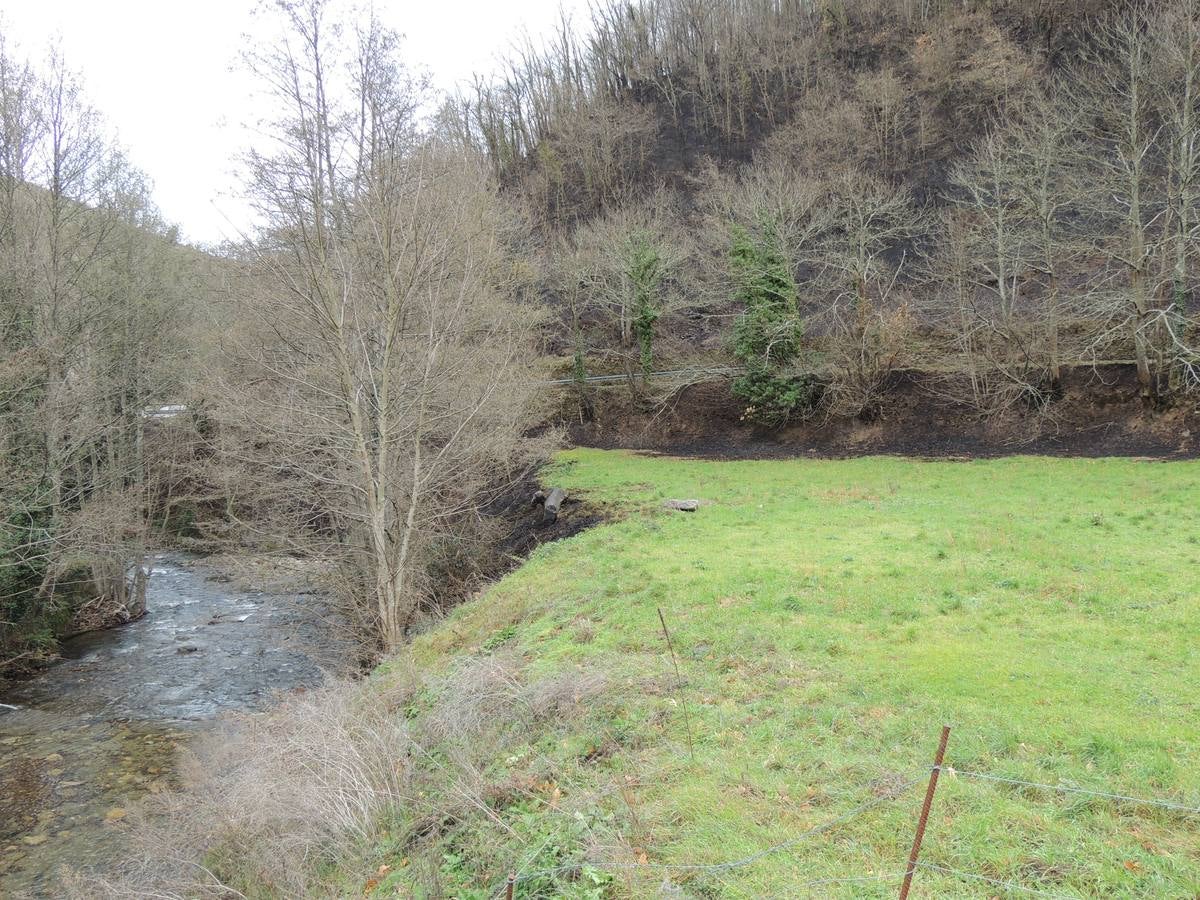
xmin=898 ymin=724 xmax=951 ymax=900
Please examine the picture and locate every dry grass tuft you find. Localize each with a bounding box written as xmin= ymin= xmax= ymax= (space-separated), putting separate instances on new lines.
xmin=65 ymin=680 xmax=411 ymax=898
xmin=422 ymin=652 xmax=526 ymax=745
xmin=526 ymin=669 xmax=608 ymax=720
xmin=572 ymin=616 xmax=598 ymax=644
xmin=423 ymin=653 xmax=609 ymax=747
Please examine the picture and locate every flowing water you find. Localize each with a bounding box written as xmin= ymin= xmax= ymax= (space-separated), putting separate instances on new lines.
xmin=0 ymin=552 xmax=339 ymax=896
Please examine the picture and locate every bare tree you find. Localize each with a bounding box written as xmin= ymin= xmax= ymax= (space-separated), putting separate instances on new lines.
xmin=1149 ymin=0 xmax=1200 ymax=390
xmin=702 ymin=156 xmax=828 ymax=269
xmin=944 ymin=128 xmax=1050 ymax=410
xmin=1007 ymin=86 xmax=1086 ymax=389
xmin=231 ymin=0 xmax=543 ymax=650
xmin=813 ymin=172 xmax=924 ymax=417
xmin=1068 ymin=9 xmax=1168 ymax=402
xmin=565 ymin=191 xmax=695 ymax=396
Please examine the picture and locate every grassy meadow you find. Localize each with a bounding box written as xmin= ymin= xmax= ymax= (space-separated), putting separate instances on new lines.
xmin=369 ymin=450 xmax=1200 ymax=898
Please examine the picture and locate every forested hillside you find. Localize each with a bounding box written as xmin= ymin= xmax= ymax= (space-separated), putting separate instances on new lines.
xmin=445 ymin=0 xmax=1200 ymax=428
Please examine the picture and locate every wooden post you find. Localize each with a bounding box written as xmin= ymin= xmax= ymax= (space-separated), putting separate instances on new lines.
xmin=505 ymin=871 xmax=515 ymax=899
xmin=898 ymin=725 xmax=950 ymax=900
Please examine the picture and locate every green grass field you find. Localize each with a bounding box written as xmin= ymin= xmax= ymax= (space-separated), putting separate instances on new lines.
xmin=376 ymin=450 xmax=1200 ymax=898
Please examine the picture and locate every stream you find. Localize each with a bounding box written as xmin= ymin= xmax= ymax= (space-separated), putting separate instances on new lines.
xmin=0 ymin=552 xmax=340 ymax=896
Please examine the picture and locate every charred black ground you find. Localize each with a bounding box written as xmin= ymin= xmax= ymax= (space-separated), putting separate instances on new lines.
xmin=565 ymin=364 xmax=1198 ymax=460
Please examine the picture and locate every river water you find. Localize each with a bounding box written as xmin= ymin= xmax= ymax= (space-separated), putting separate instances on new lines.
xmin=0 ymin=552 xmax=337 ymax=896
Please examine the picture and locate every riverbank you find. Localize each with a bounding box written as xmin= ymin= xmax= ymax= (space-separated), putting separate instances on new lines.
xmin=567 ymin=364 xmax=1200 ymax=459
xmin=0 ymin=553 xmax=344 ymax=896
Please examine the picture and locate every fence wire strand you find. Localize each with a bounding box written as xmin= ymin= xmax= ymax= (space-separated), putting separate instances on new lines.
xmin=918 ymin=862 xmax=1076 ymax=898
xmin=495 ymin=775 xmax=920 ymax=895
xmin=949 ymin=768 xmax=1200 ymax=815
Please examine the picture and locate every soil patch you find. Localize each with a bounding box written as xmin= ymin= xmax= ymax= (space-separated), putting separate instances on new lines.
xmin=485 ymin=476 xmax=606 ymax=565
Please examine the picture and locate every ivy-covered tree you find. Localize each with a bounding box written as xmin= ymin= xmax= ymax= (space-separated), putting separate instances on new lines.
xmin=729 ymin=224 xmax=819 ymax=424
xmin=627 ymin=231 xmax=663 ymax=378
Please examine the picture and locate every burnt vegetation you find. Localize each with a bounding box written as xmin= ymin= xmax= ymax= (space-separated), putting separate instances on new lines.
xmin=444 ymin=0 xmax=1200 ymax=425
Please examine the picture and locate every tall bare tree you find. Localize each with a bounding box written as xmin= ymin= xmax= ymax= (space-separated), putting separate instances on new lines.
xmin=1149 ymin=0 xmax=1200 ymax=389
xmin=233 ymin=0 xmax=542 ymax=650
xmin=1069 ymin=9 xmax=1167 ymax=401
xmin=814 ymin=172 xmax=923 ymax=416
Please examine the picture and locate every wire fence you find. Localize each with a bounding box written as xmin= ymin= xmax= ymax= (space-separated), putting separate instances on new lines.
xmin=949 ymin=768 xmax=1200 ymax=815
xmin=534 ymin=366 xmax=744 ymax=387
xmin=915 ymin=862 xmax=1075 ymax=899
xmin=535 ymin=359 xmax=1147 ymax=389
xmin=494 ymin=725 xmax=1200 ymax=898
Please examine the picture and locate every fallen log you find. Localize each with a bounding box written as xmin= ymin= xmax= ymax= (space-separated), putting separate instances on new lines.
xmin=540 ymin=487 xmax=567 ymax=524
xmin=662 ymin=499 xmax=700 ymax=511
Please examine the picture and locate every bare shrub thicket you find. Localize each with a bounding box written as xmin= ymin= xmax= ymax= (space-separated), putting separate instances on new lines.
xmin=66 ymin=679 xmax=414 ymax=899
xmin=758 ymin=80 xmax=874 ymax=177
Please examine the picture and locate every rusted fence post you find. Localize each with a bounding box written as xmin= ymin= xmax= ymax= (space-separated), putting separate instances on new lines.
xmin=505 ymin=871 xmax=515 ymax=899
xmin=898 ymin=725 xmax=951 ymax=900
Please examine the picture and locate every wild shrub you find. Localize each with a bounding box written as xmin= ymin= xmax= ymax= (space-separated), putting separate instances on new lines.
xmin=65 ymin=680 xmax=415 ymax=898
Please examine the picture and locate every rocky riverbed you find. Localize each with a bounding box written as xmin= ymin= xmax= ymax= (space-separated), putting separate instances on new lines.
xmin=0 ymin=552 xmax=342 ymax=896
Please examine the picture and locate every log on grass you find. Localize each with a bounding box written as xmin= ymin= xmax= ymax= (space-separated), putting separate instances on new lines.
xmin=534 ymin=487 xmax=568 ymax=524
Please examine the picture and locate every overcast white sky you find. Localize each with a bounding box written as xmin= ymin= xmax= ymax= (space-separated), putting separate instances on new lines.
xmin=0 ymin=0 xmax=590 ymax=246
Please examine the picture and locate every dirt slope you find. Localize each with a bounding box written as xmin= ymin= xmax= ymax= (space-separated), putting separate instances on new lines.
xmin=566 ymin=365 xmax=1199 ymax=459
